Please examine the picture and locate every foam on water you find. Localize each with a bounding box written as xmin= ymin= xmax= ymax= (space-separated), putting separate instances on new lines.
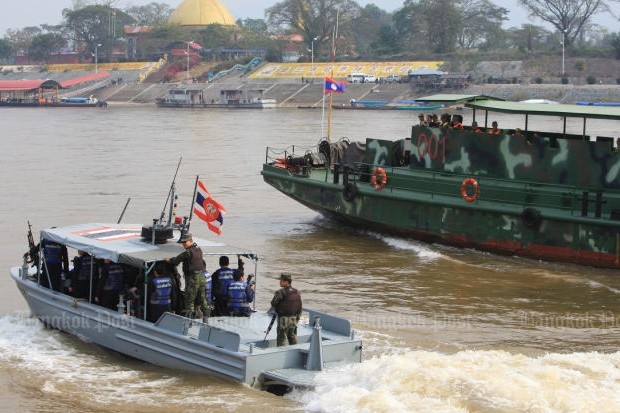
xmin=0 ymin=312 xmax=277 ymax=409
xmin=375 ymin=234 xmax=444 ymax=262
xmin=294 ymin=349 xmax=620 ymax=412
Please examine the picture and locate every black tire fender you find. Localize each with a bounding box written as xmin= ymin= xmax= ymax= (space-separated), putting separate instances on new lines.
xmin=522 ymin=207 xmax=542 ymax=228
xmin=343 ymin=182 xmax=358 ymax=202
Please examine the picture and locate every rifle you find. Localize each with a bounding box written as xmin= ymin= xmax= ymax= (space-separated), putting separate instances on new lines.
xmin=263 ymin=311 xmax=277 ymax=342
xmin=25 ymin=220 xmax=40 ymax=269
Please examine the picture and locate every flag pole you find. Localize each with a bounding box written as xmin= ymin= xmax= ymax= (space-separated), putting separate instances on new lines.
xmin=326 ymin=12 xmax=339 ymax=145
xmin=188 ymin=175 xmax=199 ymax=224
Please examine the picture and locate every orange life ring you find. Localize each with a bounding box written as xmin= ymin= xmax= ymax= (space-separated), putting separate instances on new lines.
xmin=370 ymin=167 xmax=387 ymax=190
xmin=461 ymin=177 xmax=479 ymax=202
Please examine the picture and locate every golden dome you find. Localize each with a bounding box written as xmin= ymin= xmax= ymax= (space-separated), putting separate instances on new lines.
xmin=169 ymin=0 xmax=236 ymax=26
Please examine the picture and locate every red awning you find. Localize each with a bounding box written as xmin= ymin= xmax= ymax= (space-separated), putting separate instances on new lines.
xmin=0 ymin=79 xmax=61 ymax=91
xmin=60 ymin=71 xmax=109 ymax=88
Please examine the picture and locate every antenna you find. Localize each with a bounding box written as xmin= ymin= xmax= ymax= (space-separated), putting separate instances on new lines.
xmin=160 ymin=157 xmax=182 ymax=225
xmin=117 ymin=197 xmax=131 ymax=224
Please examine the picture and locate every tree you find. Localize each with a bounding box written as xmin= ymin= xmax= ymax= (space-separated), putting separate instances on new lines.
xmin=505 ymin=24 xmax=552 ymax=54
xmin=125 ymin=2 xmax=173 ymax=25
xmin=266 ymin=0 xmax=362 ymax=59
xmin=394 ymin=0 xmax=463 ymax=54
xmin=237 ymin=18 xmax=269 ymax=33
xmin=610 ymin=32 xmax=620 ymax=59
xmin=63 ymin=5 xmax=135 ymax=61
xmin=5 ymin=26 xmax=43 ymax=60
xmin=0 ymin=38 xmax=14 ymax=63
xmin=518 ymin=0 xmax=607 ymax=46
xmin=458 ymin=0 xmax=508 ymax=50
xmin=352 ymin=4 xmax=395 ymax=57
xmin=29 ymin=33 xmax=66 ymax=63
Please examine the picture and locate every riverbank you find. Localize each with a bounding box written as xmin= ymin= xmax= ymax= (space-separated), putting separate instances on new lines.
xmin=2 ymin=62 xmax=619 ymax=106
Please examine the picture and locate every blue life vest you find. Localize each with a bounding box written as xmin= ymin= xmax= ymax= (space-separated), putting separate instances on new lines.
xmin=214 ymin=268 xmax=235 ymax=296
xmin=77 ymin=255 xmax=94 ymax=281
xmin=204 ymin=271 xmax=212 ymax=304
xmin=43 ymin=241 xmax=64 ymax=264
xmin=102 ymin=263 xmax=124 ymax=292
xmin=227 ymin=281 xmax=251 ymax=312
xmin=150 ymin=277 xmax=173 ymax=305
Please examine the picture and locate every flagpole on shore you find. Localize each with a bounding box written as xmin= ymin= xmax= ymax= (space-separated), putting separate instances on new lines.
xmin=326 ymin=11 xmax=339 ymax=145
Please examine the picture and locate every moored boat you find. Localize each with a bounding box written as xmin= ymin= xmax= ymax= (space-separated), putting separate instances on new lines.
xmin=156 ymin=87 xmax=277 ymax=108
xmin=9 ymin=185 xmax=361 ymax=392
xmin=262 ymin=94 xmax=620 ymax=268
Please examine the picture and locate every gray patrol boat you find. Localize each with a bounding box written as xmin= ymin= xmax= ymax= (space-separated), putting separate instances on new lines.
xmin=10 ymin=221 xmax=362 ymax=391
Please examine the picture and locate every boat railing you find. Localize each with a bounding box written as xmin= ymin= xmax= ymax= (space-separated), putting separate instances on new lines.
xmin=338 ymin=163 xmax=620 ymax=220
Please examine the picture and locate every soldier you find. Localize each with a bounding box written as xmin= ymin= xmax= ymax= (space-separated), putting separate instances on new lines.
xmin=270 ymin=273 xmax=302 ymax=346
xmin=166 ymin=233 xmax=206 ymax=320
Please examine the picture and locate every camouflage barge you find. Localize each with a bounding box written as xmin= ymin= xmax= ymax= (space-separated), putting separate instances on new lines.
xmin=261 ymin=94 xmax=620 ymax=268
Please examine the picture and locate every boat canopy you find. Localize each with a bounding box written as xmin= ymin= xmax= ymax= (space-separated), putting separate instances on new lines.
xmin=416 ymin=94 xmax=503 ymax=104
xmin=40 ymin=223 xmax=257 ymax=268
xmin=465 ymin=99 xmax=620 ymax=121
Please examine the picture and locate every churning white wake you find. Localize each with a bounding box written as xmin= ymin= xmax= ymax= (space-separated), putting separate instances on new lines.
xmin=293 ymin=349 xmax=620 ymax=412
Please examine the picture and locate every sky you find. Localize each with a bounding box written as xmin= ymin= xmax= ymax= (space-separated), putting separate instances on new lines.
xmin=0 ymin=0 xmax=617 ymax=37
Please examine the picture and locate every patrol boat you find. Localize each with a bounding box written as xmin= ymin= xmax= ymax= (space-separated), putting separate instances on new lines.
xmin=10 ymin=220 xmax=362 ymax=391
xmin=262 ymin=94 xmax=620 ymax=268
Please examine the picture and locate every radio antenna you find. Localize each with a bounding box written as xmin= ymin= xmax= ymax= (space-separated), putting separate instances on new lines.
xmin=160 ymin=157 xmax=182 ymax=224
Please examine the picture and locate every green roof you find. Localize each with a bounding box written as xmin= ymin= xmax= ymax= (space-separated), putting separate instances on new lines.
xmin=466 ymin=100 xmax=620 ymax=121
xmin=416 ymin=94 xmax=503 ymax=104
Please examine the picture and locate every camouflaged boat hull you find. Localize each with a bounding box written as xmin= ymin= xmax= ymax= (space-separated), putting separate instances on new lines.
xmin=262 ymin=126 xmax=620 ymax=268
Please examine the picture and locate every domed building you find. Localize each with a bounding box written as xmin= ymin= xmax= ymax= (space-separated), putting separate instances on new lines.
xmin=168 ymin=0 xmax=236 ymax=27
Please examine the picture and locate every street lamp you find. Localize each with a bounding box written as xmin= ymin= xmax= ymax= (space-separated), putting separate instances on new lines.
xmin=561 ymin=31 xmax=565 ymax=77
xmin=95 ymin=43 xmax=102 ymax=73
xmin=186 ymin=41 xmax=192 ymax=82
xmin=310 ymin=36 xmax=318 ymax=73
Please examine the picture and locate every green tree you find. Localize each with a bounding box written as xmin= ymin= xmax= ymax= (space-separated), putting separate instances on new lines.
xmin=518 ymin=0 xmax=607 ymax=46
xmin=266 ymin=0 xmax=362 ymax=59
xmin=237 ymin=18 xmax=269 ymax=33
xmin=610 ymin=33 xmax=620 ymax=59
xmin=0 ymin=38 xmax=14 ymax=63
xmin=352 ymin=4 xmax=395 ymax=57
xmin=394 ymin=0 xmax=463 ymax=54
xmin=125 ymin=2 xmax=174 ymax=25
xmin=63 ymin=5 xmax=135 ymax=61
xmin=505 ymin=24 xmax=552 ymax=54
xmin=29 ymin=33 xmax=66 ymax=63
xmin=459 ymin=0 xmax=508 ymax=50
xmin=5 ymin=26 xmax=43 ymax=62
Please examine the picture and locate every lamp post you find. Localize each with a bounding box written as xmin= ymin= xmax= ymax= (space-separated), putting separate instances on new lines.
xmin=561 ymin=31 xmax=565 ymax=77
xmin=95 ymin=43 xmax=102 ymax=73
xmin=186 ymin=41 xmax=191 ymax=82
xmin=310 ymin=37 xmax=318 ymax=72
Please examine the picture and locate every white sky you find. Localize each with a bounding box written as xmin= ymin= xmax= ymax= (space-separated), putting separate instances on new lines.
xmin=0 ymin=0 xmax=617 ymax=37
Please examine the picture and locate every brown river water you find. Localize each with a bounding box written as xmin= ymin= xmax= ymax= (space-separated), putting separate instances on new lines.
xmin=1 ymin=104 xmax=620 ymax=412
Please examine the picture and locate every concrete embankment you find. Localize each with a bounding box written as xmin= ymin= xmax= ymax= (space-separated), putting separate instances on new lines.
xmin=98 ymin=78 xmax=620 ymax=107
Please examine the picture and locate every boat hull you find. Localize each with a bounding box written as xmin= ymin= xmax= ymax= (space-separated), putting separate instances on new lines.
xmin=262 ymin=125 xmax=620 ymax=268
xmin=11 ymin=268 xmax=361 ymax=389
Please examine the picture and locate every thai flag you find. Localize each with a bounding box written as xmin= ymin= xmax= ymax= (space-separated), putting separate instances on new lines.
xmin=193 ymin=180 xmax=226 ymax=235
xmin=324 ymin=77 xmax=345 ymax=93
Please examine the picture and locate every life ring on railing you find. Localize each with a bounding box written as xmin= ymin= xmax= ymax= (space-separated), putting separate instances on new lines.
xmin=370 ymin=167 xmax=387 ymax=190
xmin=460 ymin=177 xmax=479 ymax=202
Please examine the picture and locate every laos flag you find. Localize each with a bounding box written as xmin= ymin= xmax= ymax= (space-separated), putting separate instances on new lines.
xmin=324 ymin=77 xmax=345 ymax=93
xmin=193 ymin=180 xmax=226 ymax=235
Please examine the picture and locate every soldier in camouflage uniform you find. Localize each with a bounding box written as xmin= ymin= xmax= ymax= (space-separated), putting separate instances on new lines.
xmin=167 ymin=233 xmax=206 ymax=320
xmin=270 ymin=273 xmax=302 ymax=346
